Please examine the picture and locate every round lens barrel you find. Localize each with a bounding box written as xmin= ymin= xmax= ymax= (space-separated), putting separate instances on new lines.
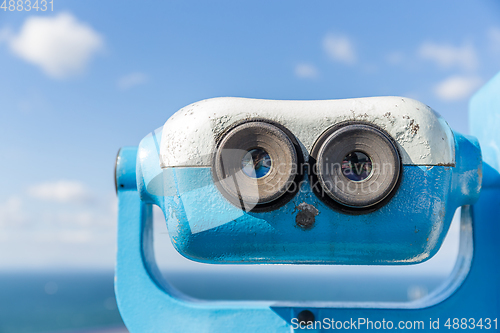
xmin=213 ymin=121 xmax=299 ymax=208
xmin=312 ymin=123 xmax=401 ymax=209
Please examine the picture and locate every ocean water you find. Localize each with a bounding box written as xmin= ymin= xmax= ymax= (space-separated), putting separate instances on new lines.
xmin=0 ymin=271 xmax=126 ymax=333
xmin=0 ymin=269 xmax=447 ymax=332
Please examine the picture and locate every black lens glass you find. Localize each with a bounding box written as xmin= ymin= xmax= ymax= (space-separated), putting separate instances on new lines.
xmin=341 ymin=151 xmax=372 ymax=181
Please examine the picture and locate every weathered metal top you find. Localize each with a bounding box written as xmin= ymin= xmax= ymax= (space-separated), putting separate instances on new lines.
xmin=160 ymin=96 xmax=455 ymax=167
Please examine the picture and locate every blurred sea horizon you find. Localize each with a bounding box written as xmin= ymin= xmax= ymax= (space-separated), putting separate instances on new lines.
xmin=0 ymin=269 xmax=448 ymax=333
xmin=0 ymin=270 xmax=126 ymax=333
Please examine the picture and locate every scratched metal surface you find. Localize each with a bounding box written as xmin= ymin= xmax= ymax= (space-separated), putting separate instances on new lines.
xmin=159 ymin=97 xmax=455 ymax=168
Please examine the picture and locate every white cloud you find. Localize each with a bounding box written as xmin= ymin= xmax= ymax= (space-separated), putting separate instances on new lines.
xmin=0 ymin=196 xmax=27 ymax=227
xmin=0 ymin=191 xmax=118 ymax=269
xmin=386 ymin=51 xmax=404 ymax=65
xmin=28 ymin=180 xmax=92 ymax=204
xmin=488 ymin=27 xmax=500 ymax=53
xmin=294 ymin=63 xmax=319 ymax=79
xmin=323 ymin=33 xmax=356 ymax=65
xmin=418 ymin=41 xmax=478 ymax=71
xmin=6 ymin=12 xmax=103 ymax=79
xmin=117 ymin=72 xmax=149 ymax=90
xmin=434 ymin=75 xmax=482 ymax=101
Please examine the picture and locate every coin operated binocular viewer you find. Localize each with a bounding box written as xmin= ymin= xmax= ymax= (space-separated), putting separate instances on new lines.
xmin=115 ymin=73 xmax=500 ymax=332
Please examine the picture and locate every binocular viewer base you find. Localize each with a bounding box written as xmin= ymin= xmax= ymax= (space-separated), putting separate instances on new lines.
xmin=115 ymin=179 xmax=499 ymax=332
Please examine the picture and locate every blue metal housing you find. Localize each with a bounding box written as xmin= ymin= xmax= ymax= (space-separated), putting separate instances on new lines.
xmin=136 ymin=127 xmax=480 ymax=265
xmin=115 ymin=74 xmax=500 ymax=331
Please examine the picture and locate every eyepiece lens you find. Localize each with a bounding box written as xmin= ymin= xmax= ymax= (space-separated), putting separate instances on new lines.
xmin=242 ymin=148 xmax=272 ymax=179
xmin=341 ymin=151 xmax=372 ymax=182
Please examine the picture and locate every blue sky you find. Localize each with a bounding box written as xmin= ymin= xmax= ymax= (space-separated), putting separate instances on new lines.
xmin=0 ymin=0 xmax=499 ymax=270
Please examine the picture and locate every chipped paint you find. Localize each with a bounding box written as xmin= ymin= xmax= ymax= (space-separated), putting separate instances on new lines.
xmin=295 ymin=202 xmax=319 ymax=230
xmin=409 ymin=119 xmax=420 ymax=135
xmin=160 ymin=97 xmax=455 ymax=168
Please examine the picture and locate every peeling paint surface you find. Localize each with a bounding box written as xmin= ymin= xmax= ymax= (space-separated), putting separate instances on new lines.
xmin=295 ymin=203 xmax=319 ymax=230
xmin=160 ymin=97 xmax=455 ymax=167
